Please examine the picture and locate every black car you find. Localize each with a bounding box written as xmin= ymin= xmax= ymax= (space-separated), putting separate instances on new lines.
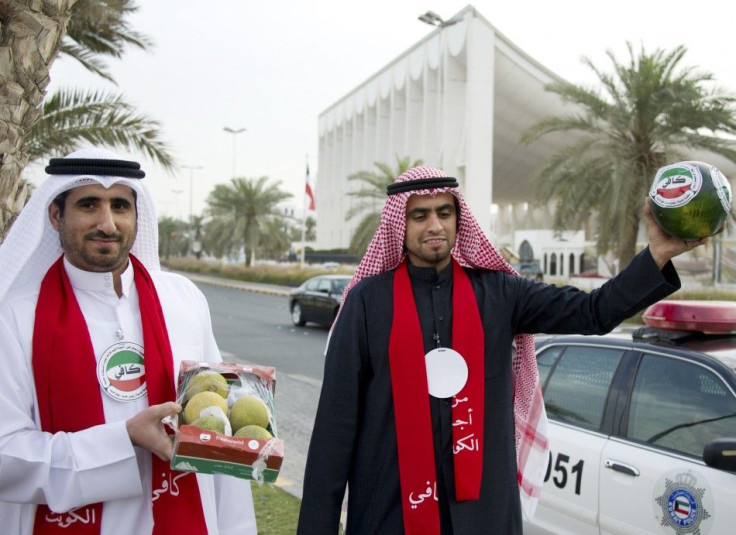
xmin=289 ymin=275 xmax=352 ymax=327
xmin=525 ymin=300 xmax=736 ymax=535
xmin=512 ymin=261 xmax=544 ymax=281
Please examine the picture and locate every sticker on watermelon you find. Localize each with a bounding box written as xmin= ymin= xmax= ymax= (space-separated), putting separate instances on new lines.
xmin=649 ymin=161 xmax=732 ymax=240
xmin=97 ymin=342 xmax=147 ymax=402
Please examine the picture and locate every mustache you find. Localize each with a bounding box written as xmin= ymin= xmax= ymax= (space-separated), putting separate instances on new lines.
xmin=85 ymin=230 xmax=122 ymax=241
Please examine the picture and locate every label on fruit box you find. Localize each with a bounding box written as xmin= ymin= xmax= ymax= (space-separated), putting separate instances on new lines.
xmin=172 ymin=425 xmax=283 ymax=483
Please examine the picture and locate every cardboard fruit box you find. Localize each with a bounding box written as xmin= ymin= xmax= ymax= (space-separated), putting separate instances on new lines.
xmin=171 ymin=360 xmax=283 ymax=483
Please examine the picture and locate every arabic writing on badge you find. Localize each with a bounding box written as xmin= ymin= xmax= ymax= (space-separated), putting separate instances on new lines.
xmin=114 ymin=364 xmax=142 ymax=380
xmin=409 ymin=481 xmax=438 ymax=509
xmin=152 ymin=470 xmax=190 ymax=502
xmin=451 ymin=396 xmax=478 ymax=454
xmin=45 ymin=506 xmax=96 ymax=528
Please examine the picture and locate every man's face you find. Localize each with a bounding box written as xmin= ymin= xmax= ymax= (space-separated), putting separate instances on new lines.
xmin=404 ymin=192 xmax=457 ymax=270
xmin=48 ymin=183 xmax=137 ymax=274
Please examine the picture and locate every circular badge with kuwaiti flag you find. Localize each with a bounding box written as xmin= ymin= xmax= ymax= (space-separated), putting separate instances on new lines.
xmin=97 ymin=342 xmax=147 ymax=402
xmin=649 ymin=161 xmax=732 ymax=240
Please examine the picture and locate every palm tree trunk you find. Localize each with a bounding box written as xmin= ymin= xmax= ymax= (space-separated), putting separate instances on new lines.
xmin=0 ymin=0 xmax=77 ymax=242
xmin=618 ymin=212 xmax=641 ymax=271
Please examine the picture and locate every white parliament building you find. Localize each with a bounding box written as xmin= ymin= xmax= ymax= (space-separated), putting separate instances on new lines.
xmin=313 ymin=5 xmax=735 ymax=278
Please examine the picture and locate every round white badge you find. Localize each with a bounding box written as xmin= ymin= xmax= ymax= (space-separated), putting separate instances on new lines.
xmin=425 ymin=348 xmax=468 ymax=398
xmin=97 ymin=342 xmax=147 ymax=402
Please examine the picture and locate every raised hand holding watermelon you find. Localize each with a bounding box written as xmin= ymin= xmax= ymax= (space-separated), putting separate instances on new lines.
xmin=649 ymin=161 xmax=731 ymax=239
xmin=646 ymin=161 xmax=730 ymax=269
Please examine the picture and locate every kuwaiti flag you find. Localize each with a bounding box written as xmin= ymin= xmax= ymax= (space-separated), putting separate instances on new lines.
xmin=305 ymin=163 xmax=315 ymax=211
xmin=106 ymin=350 xmax=146 ymax=392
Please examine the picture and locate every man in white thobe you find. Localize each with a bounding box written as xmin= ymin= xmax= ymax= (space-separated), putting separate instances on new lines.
xmin=0 ymin=147 xmax=257 ymax=535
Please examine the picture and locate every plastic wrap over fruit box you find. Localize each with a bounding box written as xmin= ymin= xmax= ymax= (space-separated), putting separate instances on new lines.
xmin=170 ymin=360 xmax=283 ymax=483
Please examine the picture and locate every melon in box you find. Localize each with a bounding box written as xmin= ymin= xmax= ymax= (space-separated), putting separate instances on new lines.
xmin=649 ymin=161 xmax=732 ymax=240
xmin=171 ymin=360 xmax=283 ymax=483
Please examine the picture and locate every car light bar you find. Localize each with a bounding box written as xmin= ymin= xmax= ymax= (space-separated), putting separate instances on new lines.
xmin=642 ymin=300 xmax=736 ymax=334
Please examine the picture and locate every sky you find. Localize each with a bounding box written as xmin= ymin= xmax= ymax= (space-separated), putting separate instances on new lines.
xmin=24 ymin=0 xmax=736 ymax=220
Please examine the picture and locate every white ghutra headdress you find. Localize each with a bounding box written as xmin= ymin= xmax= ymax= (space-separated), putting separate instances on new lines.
xmin=0 ymin=147 xmax=160 ymax=303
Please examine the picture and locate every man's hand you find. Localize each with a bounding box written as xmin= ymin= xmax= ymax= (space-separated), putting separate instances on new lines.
xmin=645 ymin=198 xmax=717 ymax=270
xmin=126 ymin=402 xmax=181 ymax=461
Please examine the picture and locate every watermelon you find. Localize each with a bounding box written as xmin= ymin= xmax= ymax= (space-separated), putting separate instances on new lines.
xmin=648 ymin=161 xmax=732 ymax=240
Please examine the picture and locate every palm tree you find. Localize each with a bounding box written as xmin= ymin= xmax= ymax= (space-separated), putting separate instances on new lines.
xmin=305 ymin=215 xmax=317 ymax=242
xmin=345 ymin=155 xmax=423 ymax=256
xmin=158 ymin=216 xmax=188 ymax=260
xmin=204 ymin=177 xmax=293 ymax=266
xmin=27 ymin=0 xmax=175 ymax=170
xmin=288 ymin=215 xmax=316 ymax=242
xmin=0 ymin=0 xmax=77 ymax=242
xmin=522 ymin=43 xmax=736 ymax=271
xmin=189 ymin=214 xmax=205 ymax=259
xmin=255 ymin=217 xmax=292 ymax=262
xmin=1 ymin=0 xmax=174 ymax=242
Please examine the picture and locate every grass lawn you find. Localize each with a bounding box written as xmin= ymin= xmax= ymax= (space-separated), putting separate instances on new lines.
xmin=251 ymin=483 xmax=345 ymax=535
xmin=251 ymin=483 xmax=301 ymax=535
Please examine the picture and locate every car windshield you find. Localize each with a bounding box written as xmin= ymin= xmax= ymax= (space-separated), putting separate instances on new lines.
xmin=334 ymin=279 xmax=349 ymax=294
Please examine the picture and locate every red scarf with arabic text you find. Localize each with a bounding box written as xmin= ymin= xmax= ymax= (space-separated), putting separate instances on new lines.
xmin=32 ymin=255 xmax=207 ymax=534
xmin=389 ymin=259 xmax=485 ymax=535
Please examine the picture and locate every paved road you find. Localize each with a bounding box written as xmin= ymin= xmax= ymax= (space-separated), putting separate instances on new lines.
xmin=178 ymin=271 xmax=326 ymax=500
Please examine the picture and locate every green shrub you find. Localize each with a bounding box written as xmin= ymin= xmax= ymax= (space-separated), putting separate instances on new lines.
xmin=162 ymin=258 xmax=354 ymax=287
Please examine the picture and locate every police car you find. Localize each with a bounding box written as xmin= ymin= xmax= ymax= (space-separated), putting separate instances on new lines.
xmin=524 ymin=300 xmax=736 ymax=535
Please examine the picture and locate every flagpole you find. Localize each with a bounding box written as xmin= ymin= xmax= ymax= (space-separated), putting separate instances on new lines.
xmin=300 ymin=156 xmax=308 ymax=268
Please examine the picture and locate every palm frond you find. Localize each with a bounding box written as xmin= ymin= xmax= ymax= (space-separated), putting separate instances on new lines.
xmin=26 ymin=89 xmax=176 ymax=170
xmin=66 ymin=0 xmax=152 ymax=57
xmin=58 ymin=42 xmax=117 ymax=83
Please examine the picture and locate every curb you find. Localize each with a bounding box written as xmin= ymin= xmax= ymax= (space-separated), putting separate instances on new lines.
xmin=173 ymin=271 xmax=293 ymax=297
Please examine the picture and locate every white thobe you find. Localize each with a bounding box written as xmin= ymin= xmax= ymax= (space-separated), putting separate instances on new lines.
xmin=0 ymin=259 xmax=257 ymax=535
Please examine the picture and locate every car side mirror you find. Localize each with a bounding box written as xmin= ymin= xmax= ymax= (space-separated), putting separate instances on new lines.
xmin=703 ymin=438 xmax=736 ymax=472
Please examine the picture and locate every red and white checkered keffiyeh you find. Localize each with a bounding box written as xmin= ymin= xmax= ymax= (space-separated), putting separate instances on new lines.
xmin=335 ymin=165 xmax=549 ymax=518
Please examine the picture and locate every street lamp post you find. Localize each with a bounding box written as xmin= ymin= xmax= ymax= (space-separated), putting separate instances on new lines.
xmin=417 ymin=10 xmax=459 ymax=28
xmin=171 ymin=189 xmax=183 ymax=220
xmin=418 ymin=11 xmax=459 ymax=168
xmin=223 ymin=126 xmax=246 ymax=178
xmin=182 ymin=164 xmax=203 ymax=222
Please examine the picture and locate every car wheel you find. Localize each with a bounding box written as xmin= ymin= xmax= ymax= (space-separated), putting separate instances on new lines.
xmin=291 ymin=303 xmax=306 ymax=326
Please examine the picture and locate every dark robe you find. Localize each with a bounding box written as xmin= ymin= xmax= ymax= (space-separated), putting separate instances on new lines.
xmin=297 ymin=247 xmax=679 ymax=534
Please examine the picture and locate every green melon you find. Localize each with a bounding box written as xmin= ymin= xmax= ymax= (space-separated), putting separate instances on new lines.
xmin=649 ymin=161 xmax=731 ymax=240
xmin=229 ymin=395 xmax=270 ymax=433
xmin=183 ymin=391 xmax=229 ymax=424
xmin=190 ymin=415 xmax=226 ymax=434
xmin=233 ymin=424 xmax=273 ymax=440
xmin=183 ymin=370 xmax=229 ymax=401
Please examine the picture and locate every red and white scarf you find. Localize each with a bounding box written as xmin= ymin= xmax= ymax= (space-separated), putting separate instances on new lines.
xmin=390 ymin=259 xmax=484 ymax=534
xmin=32 ymin=255 xmax=207 ymax=534
xmin=332 ymin=166 xmax=549 ymax=530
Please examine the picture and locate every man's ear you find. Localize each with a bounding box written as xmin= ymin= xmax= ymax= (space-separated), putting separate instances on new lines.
xmin=48 ymin=202 xmax=61 ymax=231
